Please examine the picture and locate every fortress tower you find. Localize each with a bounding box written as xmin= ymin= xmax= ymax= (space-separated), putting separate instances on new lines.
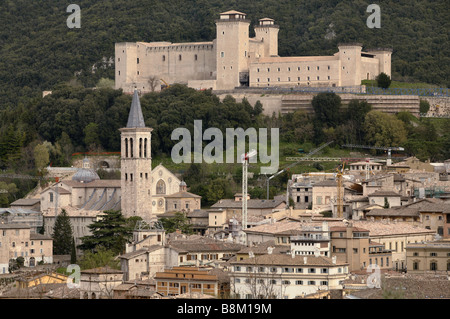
xmin=215 ymin=10 xmax=251 ymax=90
xmin=254 ymin=18 xmax=279 ymax=58
xmin=120 ymin=90 xmax=153 ymax=221
xmin=338 ymin=44 xmax=363 ymax=86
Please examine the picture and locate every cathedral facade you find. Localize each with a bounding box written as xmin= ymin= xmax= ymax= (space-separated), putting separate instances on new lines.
xmin=115 ymin=10 xmax=392 ymax=93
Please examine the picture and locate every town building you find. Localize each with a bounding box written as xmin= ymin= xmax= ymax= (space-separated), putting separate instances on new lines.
xmin=79 ymin=266 xmax=124 ymax=299
xmin=115 ymin=10 xmax=391 ymax=93
xmin=329 ymin=223 xmax=370 ymax=271
xmin=406 ymin=240 xmax=450 ymax=274
xmin=229 ymin=253 xmax=348 ymax=299
xmin=0 ymin=223 xmax=53 ymax=273
xmin=154 ymin=266 xmax=229 ymax=297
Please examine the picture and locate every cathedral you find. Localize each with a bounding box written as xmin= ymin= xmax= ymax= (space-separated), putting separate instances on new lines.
xmin=40 ymin=90 xmax=200 ymax=245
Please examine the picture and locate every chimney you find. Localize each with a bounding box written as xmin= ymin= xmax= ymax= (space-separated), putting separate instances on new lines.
xmin=303 ymin=257 xmax=307 ymax=264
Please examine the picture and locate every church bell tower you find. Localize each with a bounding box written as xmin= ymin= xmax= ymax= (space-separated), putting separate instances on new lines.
xmin=120 ymin=90 xmax=153 ymax=221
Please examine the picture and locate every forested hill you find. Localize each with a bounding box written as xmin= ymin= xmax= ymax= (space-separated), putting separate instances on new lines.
xmin=0 ymin=0 xmax=448 ymax=108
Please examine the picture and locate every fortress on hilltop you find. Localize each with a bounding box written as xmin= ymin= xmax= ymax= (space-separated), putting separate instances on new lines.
xmin=115 ymin=10 xmax=392 ymax=93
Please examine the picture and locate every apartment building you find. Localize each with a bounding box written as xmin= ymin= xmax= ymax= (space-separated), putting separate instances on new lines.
xmin=154 ymin=266 xmax=229 ymax=297
xmin=406 ymin=240 xmax=450 ymax=274
xmin=229 ymin=253 xmax=348 ymax=299
xmin=0 ymin=223 xmax=53 ymax=274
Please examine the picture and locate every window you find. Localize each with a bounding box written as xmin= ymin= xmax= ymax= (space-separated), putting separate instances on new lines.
xmin=137 ymin=58 xmax=139 ymax=64
xmin=296 ymin=268 xmax=303 ymax=273
xmin=258 ymin=267 xmax=265 ymax=272
xmin=50 ymin=193 xmax=54 ymax=203
xmin=430 ymin=252 xmax=437 ymax=257
xmin=308 ymin=268 xmax=316 ymax=273
xmin=320 ymin=281 xmax=328 ymax=286
xmin=194 ymin=54 xmax=198 ymax=61
xmin=235 ymin=266 xmax=241 ymax=271
xmin=178 ymin=54 xmax=182 ymax=61
xmin=162 ymin=55 xmax=166 ymax=61
xmin=277 ymin=68 xmax=280 ymax=72
xmin=296 ymin=280 xmax=303 ymax=285
xmin=308 ymin=281 xmax=316 ymax=285
xmin=430 ymin=262 xmax=437 ymax=271
xmin=321 ymin=268 xmax=328 ymax=273
xmin=156 ymin=179 xmax=166 ymax=194
xmin=282 ymin=280 xmax=291 ymax=285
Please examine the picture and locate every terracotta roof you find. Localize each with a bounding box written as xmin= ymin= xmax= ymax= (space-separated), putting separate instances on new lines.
xmin=211 ymin=198 xmax=285 ymax=209
xmin=10 ymin=198 xmax=40 ymax=206
xmin=366 ymin=208 xmax=419 ymax=217
xmin=231 ymin=253 xmax=348 ymax=267
xmin=169 ymin=237 xmax=244 ymax=252
xmin=60 ymin=180 xmax=121 ymax=188
xmin=165 ymin=191 xmax=201 ymax=198
xmin=81 ymin=266 xmax=123 ymax=274
xmin=368 ymin=190 xmax=401 ymax=197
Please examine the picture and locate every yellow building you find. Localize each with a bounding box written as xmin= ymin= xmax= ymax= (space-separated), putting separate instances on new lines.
xmin=154 ymin=266 xmax=229 ymax=297
xmin=406 ymin=240 xmax=450 ymax=274
xmin=16 ymin=272 xmax=68 ymax=289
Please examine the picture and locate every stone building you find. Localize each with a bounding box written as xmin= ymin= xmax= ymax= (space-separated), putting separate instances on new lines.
xmin=229 ymin=253 xmax=348 ymax=299
xmin=406 ymin=240 xmax=450 ymax=274
xmin=115 ymin=10 xmax=391 ymax=93
xmin=0 ymin=223 xmax=53 ymax=274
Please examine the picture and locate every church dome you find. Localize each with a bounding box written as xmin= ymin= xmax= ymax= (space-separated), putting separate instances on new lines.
xmin=72 ymin=168 xmax=100 ymax=183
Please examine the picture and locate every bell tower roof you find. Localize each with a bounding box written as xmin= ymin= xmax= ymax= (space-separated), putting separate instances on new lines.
xmin=126 ymin=90 xmax=146 ymax=128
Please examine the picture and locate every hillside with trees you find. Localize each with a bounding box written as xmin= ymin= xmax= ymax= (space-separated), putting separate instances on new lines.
xmin=0 ymin=0 xmax=448 ymax=108
xmin=1 ymin=84 xmax=449 ymax=208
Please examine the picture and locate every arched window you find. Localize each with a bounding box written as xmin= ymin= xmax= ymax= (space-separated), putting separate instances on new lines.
xmin=130 ymin=138 xmax=134 ymax=157
xmin=156 ymin=179 xmax=166 ymax=194
xmin=139 ymin=138 xmax=142 ymax=158
xmin=144 ymin=138 xmax=148 ymax=157
xmin=125 ymin=138 xmax=128 ymax=158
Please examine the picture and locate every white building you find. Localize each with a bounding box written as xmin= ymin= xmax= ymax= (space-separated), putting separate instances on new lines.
xmin=229 ymin=253 xmax=348 ymax=299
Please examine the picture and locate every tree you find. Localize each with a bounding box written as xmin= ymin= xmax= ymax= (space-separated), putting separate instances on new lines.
xmin=311 ymin=92 xmax=342 ymax=128
xmin=83 ymin=122 xmax=101 ymax=151
xmin=78 ymin=246 xmax=120 ymax=270
xmin=160 ymin=212 xmax=193 ymax=234
xmin=345 ymin=100 xmax=372 ymax=144
xmin=78 ymin=210 xmax=132 ymax=255
xmin=384 ymin=197 xmax=390 ymax=208
xmin=52 ymin=209 xmax=74 ymax=255
xmin=363 ymin=111 xmax=407 ymax=147
xmin=419 ymin=100 xmax=430 ymax=114
xmin=33 ymin=143 xmax=50 ymax=171
xmin=70 ymin=237 xmax=77 ymax=264
xmin=376 ymin=72 xmax=392 ymax=89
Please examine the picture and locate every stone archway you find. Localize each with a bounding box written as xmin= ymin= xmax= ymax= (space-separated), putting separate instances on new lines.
xmin=29 ymin=257 xmax=35 ymax=267
xmin=99 ymin=161 xmax=110 ymax=169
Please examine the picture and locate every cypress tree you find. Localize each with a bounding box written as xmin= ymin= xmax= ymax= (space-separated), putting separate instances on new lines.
xmin=52 ymin=209 xmax=73 ymax=255
xmin=70 ymin=237 xmax=77 ymax=264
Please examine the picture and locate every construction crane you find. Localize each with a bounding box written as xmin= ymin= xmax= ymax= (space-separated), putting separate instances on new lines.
xmin=341 ymin=144 xmax=405 ymax=166
xmin=265 ymin=141 xmax=334 ymax=199
xmin=241 ymin=149 xmax=257 ymax=245
xmin=160 ymin=78 xmax=170 ymax=90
